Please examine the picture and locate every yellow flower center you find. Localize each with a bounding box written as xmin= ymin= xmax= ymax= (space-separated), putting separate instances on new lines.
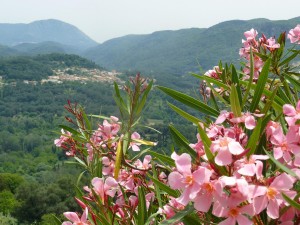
xmin=203 ymin=183 xmax=214 ymax=193
xmin=267 ymin=187 xmax=278 ymax=200
xmin=228 ymin=207 xmax=240 ymax=218
xmin=184 ymin=175 xmax=194 ymax=185
xmin=219 ymin=138 xmax=229 ymax=147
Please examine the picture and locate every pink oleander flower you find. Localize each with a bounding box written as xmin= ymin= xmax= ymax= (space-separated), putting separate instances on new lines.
xmin=244 ymin=28 xmax=258 ymax=41
xmin=62 ymin=207 xmax=90 ymax=225
xmin=236 ymin=155 xmax=269 ymax=179
xmin=193 ymin=172 xmax=216 ymax=212
xmin=251 ymin=173 xmax=296 ymax=219
xmin=159 ymin=197 xmax=185 ymax=224
xmin=283 ymin=100 xmax=300 ymax=126
xmin=54 ymin=129 xmax=72 ymax=147
xmin=243 ymin=56 xmax=264 ymax=79
xmin=91 ymin=177 xmax=119 ymax=202
xmin=168 ymin=152 xmax=211 ymax=205
xmin=129 ymin=132 xmax=142 ymax=151
xmin=133 ymin=155 xmax=152 ymax=171
xmin=213 ymin=200 xmax=254 ymax=225
xmin=98 ymin=117 xmax=120 ymax=141
xmin=102 ymin=157 xmax=115 ymax=176
xmin=230 ymin=112 xmax=263 ymax=130
xmin=288 ymin=24 xmax=300 ymax=44
xmin=211 ymin=137 xmax=245 ymax=166
xmin=264 ymin=37 xmax=280 ymax=51
xmin=204 ymin=66 xmax=221 ymax=80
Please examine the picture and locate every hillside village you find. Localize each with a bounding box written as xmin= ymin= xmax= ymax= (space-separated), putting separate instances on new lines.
xmin=41 ymin=67 xmax=122 ymax=84
xmin=0 ymin=67 xmax=123 ymax=86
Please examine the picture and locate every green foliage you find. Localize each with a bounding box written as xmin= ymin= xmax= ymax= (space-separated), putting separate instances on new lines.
xmin=0 ymin=213 xmax=17 ymax=225
xmin=0 ymin=190 xmax=19 ymax=215
xmin=0 ymin=53 xmax=102 ymax=81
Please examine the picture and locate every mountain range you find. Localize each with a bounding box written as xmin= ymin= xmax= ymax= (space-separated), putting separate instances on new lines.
xmin=0 ymin=17 xmax=299 ymax=75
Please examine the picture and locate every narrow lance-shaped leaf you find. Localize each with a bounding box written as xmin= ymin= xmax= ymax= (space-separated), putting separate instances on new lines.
xmin=167 ymin=102 xmax=202 ymax=125
xmin=242 ymin=48 xmax=254 ymax=107
xmin=246 ymin=118 xmax=263 ymax=157
xmin=231 ymin=65 xmax=242 ymax=105
xmin=190 ymin=73 xmax=229 ymax=91
xmin=150 ymin=176 xmax=180 ymax=198
xmin=137 ymin=186 xmax=147 ymax=225
xmin=278 ymin=51 xmax=299 ymax=67
xmin=264 ymin=149 xmax=297 ymax=177
xmin=135 ymin=80 xmax=153 ymax=115
xmin=148 ymin=150 xmax=175 ymax=167
xmin=250 ymin=58 xmax=271 ymax=112
xmin=159 ymin=205 xmax=195 ymax=225
xmin=239 ymin=80 xmax=284 ymax=112
xmin=230 ymin=84 xmax=242 ymax=117
xmin=151 ymin=163 xmax=162 ymax=209
xmin=169 ymin=125 xmax=197 ymax=160
xmin=282 ymin=193 xmax=300 ymax=210
xmin=114 ymin=140 xmax=122 ymax=179
xmin=158 ymin=86 xmax=219 ymax=117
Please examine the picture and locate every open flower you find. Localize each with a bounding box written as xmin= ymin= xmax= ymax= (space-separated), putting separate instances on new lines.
xmin=62 ymin=207 xmax=90 ymax=225
xmin=168 ymin=152 xmax=212 ymax=205
xmin=251 ymin=173 xmax=296 ymax=219
xmin=288 ymin=24 xmax=300 ymax=44
xmin=211 ymin=137 xmax=245 ymax=166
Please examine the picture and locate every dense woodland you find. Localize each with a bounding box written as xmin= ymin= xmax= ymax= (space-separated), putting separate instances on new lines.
xmin=0 ymin=53 xmax=198 ymax=224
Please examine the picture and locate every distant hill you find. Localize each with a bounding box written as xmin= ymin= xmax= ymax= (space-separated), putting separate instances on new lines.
xmin=83 ymin=17 xmax=300 ymax=75
xmin=0 ymin=53 xmax=102 ymax=81
xmin=0 ymin=44 xmax=20 ymax=57
xmin=0 ymin=19 xmax=98 ymax=51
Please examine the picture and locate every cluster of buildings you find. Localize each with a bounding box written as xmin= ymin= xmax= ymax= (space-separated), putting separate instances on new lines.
xmin=40 ymin=68 xmax=122 ymax=84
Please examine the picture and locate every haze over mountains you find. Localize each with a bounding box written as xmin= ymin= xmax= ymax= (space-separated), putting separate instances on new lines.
xmin=0 ymin=17 xmax=299 ymax=75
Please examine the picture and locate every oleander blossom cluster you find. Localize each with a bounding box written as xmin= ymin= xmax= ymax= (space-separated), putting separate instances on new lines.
xmin=55 ymin=25 xmax=300 ymax=225
xmin=165 ymin=102 xmax=300 ymax=224
xmin=55 ymin=117 xmax=160 ymax=225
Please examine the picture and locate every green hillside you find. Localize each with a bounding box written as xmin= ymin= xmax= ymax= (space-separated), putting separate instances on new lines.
xmin=84 ymin=17 xmax=300 ymax=75
xmin=0 ymin=53 xmax=102 ymax=81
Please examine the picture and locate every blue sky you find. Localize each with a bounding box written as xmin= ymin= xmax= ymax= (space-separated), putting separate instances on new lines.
xmin=0 ymin=0 xmax=299 ymax=43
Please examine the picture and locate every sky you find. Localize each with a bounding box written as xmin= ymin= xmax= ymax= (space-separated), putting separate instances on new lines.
xmin=0 ymin=0 xmax=300 ymax=43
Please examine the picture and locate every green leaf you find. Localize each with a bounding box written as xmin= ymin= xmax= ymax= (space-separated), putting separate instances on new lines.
xmin=81 ymin=108 xmax=92 ymax=131
xmin=148 ymin=150 xmax=175 ymax=167
xmin=277 ymin=86 xmax=292 ymax=104
xmin=191 ymin=73 xmax=229 ymax=91
xmin=168 ymin=102 xmax=202 ymax=125
xmin=150 ymin=176 xmax=180 ymax=198
xmin=77 ymin=170 xmax=87 ymax=186
xmin=239 ymin=80 xmax=284 ymax=111
xmin=137 ymin=186 xmax=147 ymax=225
xmin=114 ymin=140 xmax=122 ymax=179
xmin=246 ymin=118 xmax=263 ymax=156
xmin=169 ymin=125 xmax=197 ymax=160
xmin=242 ymin=48 xmax=255 ymax=107
xmin=279 ymin=51 xmax=299 ymax=67
xmin=74 ymin=157 xmax=87 ymax=168
xmin=231 ymin=65 xmax=242 ymax=104
xmin=159 ymin=205 xmax=195 ymax=225
xmin=158 ymin=86 xmax=219 ymax=117
xmin=282 ymin=193 xmax=300 ymax=210
xmin=230 ymin=84 xmax=242 ymax=117
xmin=151 ymin=161 xmax=163 ymax=208
xmin=264 ymin=149 xmax=297 ymax=177
xmin=58 ymin=125 xmax=81 ymax=136
xmin=250 ymin=58 xmax=271 ymax=112
xmin=285 ymin=74 xmax=300 ymax=91
xmin=50 ymin=214 xmax=62 ymax=225
xmin=136 ymin=80 xmax=153 ymax=115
